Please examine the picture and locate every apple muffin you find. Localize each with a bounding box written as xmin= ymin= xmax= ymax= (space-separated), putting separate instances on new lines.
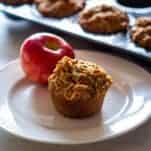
xmin=48 ymin=56 xmax=112 ymax=118
xmin=0 ymin=0 xmax=33 ymax=5
xmin=35 ymin=0 xmax=85 ymax=18
xmin=79 ymin=5 xmax=129 ymax=33
xmin=131 ymin=17 xmax=151 ymax=49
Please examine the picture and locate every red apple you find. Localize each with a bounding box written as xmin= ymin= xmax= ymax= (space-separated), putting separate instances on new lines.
xmin=20 ymin=33 xmax=75 ymax=84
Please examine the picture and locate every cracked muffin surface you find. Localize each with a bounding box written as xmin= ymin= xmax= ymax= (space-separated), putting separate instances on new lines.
xmin=0 ymin=0 xmax=33 ymax=5
xmin=79 ymin=5 xmax=129 ymax=33
xmin=131 ymin=17 xmax=151 ymax=49
xmin=35 ymin=0 xmax=85 ymax=18
xmin=48 ymin=56 xmax=112 ymax=118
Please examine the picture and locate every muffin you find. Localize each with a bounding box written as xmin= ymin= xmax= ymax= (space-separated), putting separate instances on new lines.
xmin=79 ymin=5 xmax=129 ymax=34
xmin=35 ymin=0 xmax=85 ymax=18
xmin=131 ymin=17 xmax=151 ymax=49
xmin=0 ymin=0 xmax=33 ymax=5
xmin=48 ymin=56 xmax=112 ymax=118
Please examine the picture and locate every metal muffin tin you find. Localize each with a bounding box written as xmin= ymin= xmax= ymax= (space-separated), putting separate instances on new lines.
xmin=0 ymin=0 xmax=151 ymax=62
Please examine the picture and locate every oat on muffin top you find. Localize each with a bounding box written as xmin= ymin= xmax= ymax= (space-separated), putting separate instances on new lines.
xmin=79 ymin=5 xmax=129 ymax=33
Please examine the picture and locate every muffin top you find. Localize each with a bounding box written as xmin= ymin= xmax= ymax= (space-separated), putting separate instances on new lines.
xmin=35 ymin=0 xmax=85 ymax=18
xmin=48 ymin=56 xmax=112 ymax=102
xmin=79 ymin=5 xmax=129 ymax=33
xmin=131 ymin=17 xmax=151 ymax=49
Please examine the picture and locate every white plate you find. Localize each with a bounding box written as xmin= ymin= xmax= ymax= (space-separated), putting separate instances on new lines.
xmin=0 ymin=50 xmax=151 ymax=145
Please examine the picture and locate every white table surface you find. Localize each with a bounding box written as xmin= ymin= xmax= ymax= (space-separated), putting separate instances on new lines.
xmin=0 ymin=12 xmax=150 ymax=151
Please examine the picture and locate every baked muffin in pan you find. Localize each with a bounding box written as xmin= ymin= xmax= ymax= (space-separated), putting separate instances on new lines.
xmin=79 ymin=5 xmax=129 ymax=34
xmin=35 ymin=0 xmax=85 ymax=18
xmin=131 ymin=17 xmax=151 ymax=49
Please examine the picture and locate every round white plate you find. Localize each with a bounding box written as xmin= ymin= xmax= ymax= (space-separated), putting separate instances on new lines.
xmin=0 ymin=50 xmax=151 ymax=145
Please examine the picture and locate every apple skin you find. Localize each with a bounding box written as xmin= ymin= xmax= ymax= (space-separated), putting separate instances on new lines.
xmin=20 ymin=33 xmax=75 ymax=84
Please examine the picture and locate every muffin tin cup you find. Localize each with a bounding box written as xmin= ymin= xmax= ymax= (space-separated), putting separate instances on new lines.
xmin=115 ymin=0 xmax=151 ymax=14
xmin=0 ymin=0 xmax=151 ymax=63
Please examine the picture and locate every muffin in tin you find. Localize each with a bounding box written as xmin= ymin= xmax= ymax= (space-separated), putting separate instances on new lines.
xmin=48 ymin=56 xmax=112 ymax=118
xmin=79 ymin=5 xmax=129 ymax=34
xmin=35 ymin=0 xmax=85 ymax=18
xmin=131 ymin=17 xmax=151 ymax=49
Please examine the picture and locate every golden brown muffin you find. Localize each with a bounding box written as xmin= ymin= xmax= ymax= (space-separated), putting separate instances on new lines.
xmin=131 ymin=17 xmax=151 ymax=49
xmin=48 ymin=56 xmax=112 ymax=118
xmin=35 ymin=0 xmax=85 ymax=18
xmin=0 ymin=0 xmax=33 ymax=5
xmin=79 ymin=5 xmax=129 ymax=34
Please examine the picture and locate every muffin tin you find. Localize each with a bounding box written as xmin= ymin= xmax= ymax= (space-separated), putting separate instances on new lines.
xmin=0 ymin=0 xmax=151 ymax=62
